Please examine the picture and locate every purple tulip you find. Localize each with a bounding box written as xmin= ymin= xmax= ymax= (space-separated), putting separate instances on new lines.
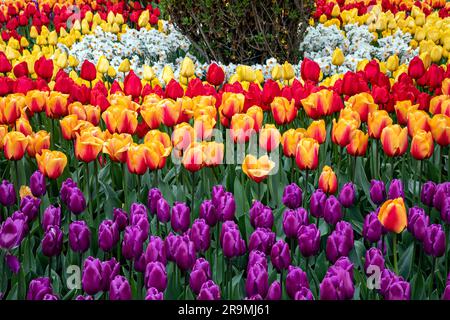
xmin=338 ymin=183 xmax=355 ymax=208
xmin=324 ymin=195 xmax=343 ymax=225
xmin=113 ymin=208 xmax=128 ymax=231
xmin=134 ymin=252 xmax=147 ymax=273
xmin=248 ymin=250 xmax=267 ymax=272
xmin=42 ymin=205 xmax=61 ymax=231
xmin=266 ymin=281 xmax=281 ymax=300
xmin=82 ymin=257 xmax=119 ymax=294
xmin=249 ymin=200 xmax=274 ymax=229
xmin=174 ymin=235 xmax=196 ymax=271
xmin=144 ymin=261 xmax=167 ymax=292
xmin=424 ymin=224 xmax=446 ymax=257
xmin=216 ymin=191 xmax=236 ymax=221
xmin=145 ymin=287 xmax=164 ymax=300
xmin=198 ymin=280 xmax=220 ymax=300
xmin=42 ymin=293 xmax=58 ymax=300
xmin=20 ymin=196 xmax=41 ymax=222
xmin=41 ymin=225 xmax=63 ymax=257
xmin=75 ymin=295 xmax=93 ymax=300
xmin=100 ymin=258 xmax=120 ymax=291
xmin=30 ymin=170 xmax=46 ymax=197
xmin=270 ymin=240 xmax=291 ymax=272
xmin=384 ymin=279 xmax=411 ymax=300
xmin=171 ymin=202 xmax=190 ymax=233
xmin=286 ymin=266 xmax=309 ymax=299
xmin=27 ymin=277 xmax=53 ymax=300
xmin=332 ymin=256 xmax=354 ymax=280
xmin=59 ymin=178 xmax=77 ymax=204
xmin=282 ymin=208 xmax=308 ymax=238
xmin=441 ymin=197 xmax=450 ymax=224
xmin=320 ymin=264 xmax=354 ymax=300
xmin=246 ymin=262 xmax=269 ymax=298
xmin=246 ymin=294 xmax=263 ymax=300
xmin=388 ymin=179 xmax=404 ymax=199
xmin=0 ymin=180 xmax=16 ymax=206
xmin=370 ymin=180 xmax=386 ymax=205
xmin=442 ymin=284 xmax=450 ymax=300
xmin=248 ymin=228 xmax=276 ymax=255
xmin=66 ymin=188 xmax=86 ymax=215
xmin=98 ymin=219 xmax=119 ymax=252
xmin=310 ymin=188 xmax=327 ymax=218
xmin=407 ymin=207 xmax=429 ymax=241
xmin=362 ymin=211 xmax=383 ymax=243
xmin=282 ymin=183 xmax=302 ymax=209
xmin=109 ymin=275 xmax=132 ymax=300
xmin=189 ymin=219 xmax=210 ymax=252
xmin=433 ymin=182 xmax=450 ymax=211
xmin=145 ymin=236 xmax=167 ymax=265
xmin=190 ymin=258 xmax=211 ymax=294
xmin=0 ymin=215 xmax=27 ymax=249
xmin=421 ymin=181 xmax=436 ymax=207
xmin=294 ymin=287 xmax=314 ymax=300
xmin=297 ymin=224 xmax=320 ymax=257
xmin=220 ymin=221 xmax=246 ymax=258
xmin=5 ymin=253 xmax=20 ymax=274
xmin=211 ymin=185 xmax=226 ymax=208
xmin=164 ymin=233 xmax=180 ymax=261
xmin=122 ymin=225 xmax=145 ymax=260
xmin=326 ymin=222 xmax=354 ymax=263
xmin=364 ymin=247 xmax=385 ymax=274
xmin=380 ymin=269 xmax=401 ymax=296
xmin=147 ymin=188 xmax=162 ymax=215
xmin=199 ymin=200 xmax=218 ymax=227
xmin=156 ymin=197 xmax=170 ymax=223
xmin=69 ymin=220 xmax=91 ymax=253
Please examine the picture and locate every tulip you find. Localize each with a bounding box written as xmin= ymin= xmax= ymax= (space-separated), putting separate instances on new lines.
xmin=102 ymin=106 xmax=138 ymax=135
xmin=332 ymin=118 xmax=358 ymax=147
xmin=295 ymin=138 xmax=319 ymax=171
xmin=81 ymin=258 xmax=102 ymax=295
xmin=80 ymin=60 xmax=97 ymax=82
xmin=429 ymin=114 xmax=449 ymax=147
xmin=368 ymin=110 xmax=393 ymax=139
xmin=68 ymin=220 xmax=91 ymax=253
xmin=282 ymin=208 xmax=308 ymax=238
xmin=171 ymin=202 xmax=190 ymax=233
xmin=221 ymin=221 xmax=246 ymax=258
xmin=36 ymin=149 xmax=67 ymax=180
xmin=326 ymin=222 xmax=354 ymax=263
xmin=112 ymin=208 xmax=128 ymax=232
xmin=421 ymin=181 xmax=436 ymax=207
xmin=424 ymin=224 xmax=446 ymax=257
xmin=411 ymin=130 xmax=434 ymax=160
xmin=407 ymin=207 xmax=429 ymax=242
xmin=98 ymin=220 xmax=119 ymax=252
xmin=310 ymin=188 xmax=327 ymax=218
xmin=364 ymin=248 xmax=385 ymax=274
xmin=362 ymin=211 xmax=383 ymax=243
xmin=145 ymin=236 xmax=167 ymax=265
xmin=433 ymin=183 xmax=450 ymax=211
xmin=189 ymin=219 xmax=211 ymax=252
xmin=407 ymin=110 xmax=430 ymax=138
xmin=286 ymin=266 xmax=309 ymax=299
xmin=266 ymin=281 xmax=282 ymax=300
xmin=301 ymin=58 xmax=320 ymax=82
xmin=378 ymin=198 xmax=407 ymax=234
xmin=206 ymin=63 xmax=225 ymax=86
xmin=230 ymin=113 xmax=255 ymax=143
xmin=199 ymin=200 xmax=218 ymax=227
xmin=42 ymin=205 xmax=61 ymax=232
xmin=246 ymin=263 xmax=269 ymax=298
xmin=282 ymin=183 xmax=302 ymax=209
xmin=27 ymin=278 xmax=53 ymax=300
xmin=294 ymin=287 xmax=314 ymax=300
xmin=332 ymin=48 xmax=344 ymax=66
xmin=324 ymin=195 xmax=343 ymax=225
xmin=0 ymin=215 xmax=27 ymax=249
xmin=190 ymin=258 xmax=211 ymax=295
xmin=270 ymin=97 xmax=297 ymax=125
xmin=248 ymin=228 xmax=275 ymax=255
xmin=146 ymin=288 xmax=164 ymax=300
xmin=370 ymin=180 xmax=386 ymax=205
xmin=270 ymin=240 xmax=291 ymax=272
xmin=3 ymin=131 xmax=28 ymax=160
xmin=28 ymin=170 xmax=46 ymax=198
xmin=408 ymin=56 xmax=425 ymax=79
xmin=346 ymin=129 xmax=368 ymax=156
xmin=174 ymin=236 xmax=196 ymax=271
xmin=0 ymin=180 xmax=16 ymax=207
xmin=249 ymin=200 xmax=273 ymax=229
xmin=242 ymin=154 xmax=275 ymax=183
xmin=124 ymin=71 xmax=143 ymax=98
xmin=109 ymin=275 xmax=132 ymax=300
xmin=198 ymin=280 xmax=221 ymax=300
xmin=297 ymin=224 xmax=320 ymax=257
xmin=388 ymin=179 xmax=404 ymax=200
xmin=6 ymin=254 xmax=20 ymax=274
xmin=75 ymin=132 xmax=103 ymax=162
xmin=220 ymin=92 xmax=244 ymax=119
xmin=318 ymin=166 xmax=338 ymax=194
xmin=103 ymin=133 xmax=133 ymax=163
xmin=384 ymin=279 xmax=411 ymax=300
xmin=441 ymin=198 xmax=450 ymax=225
xmin=259 ymin=124 xmax=281 ymax=152
xmin=320 ymin=265 xmax=354 ymax=300
xmin=20 ymin=196 xmax=41 ymax=222
xmin=122 ymin=225 xmax=144 ymax=260
xmin=42 ymin=225 xmax=63 ymax=257
xmin=46 ymin=93 xmax=69 ymax=119
xmin=338 ymin=183 xmax=356 ymax=208
xmin=307 ymin=120 xmax=326 ymax=145
xmin=281 ymin=128 xmax=306 ymax=157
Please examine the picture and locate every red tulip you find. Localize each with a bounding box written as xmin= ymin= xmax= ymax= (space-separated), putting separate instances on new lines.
xmin=408 ymin=57 xmax=425 ymax=79
xmin=0 ymin=52 xmax=12 ymax=74
xmin=206 ymin=63 xmax=225 ymax=86
xmin=80 ymin=60 xmax=97 ymax=82
xmin=124 ymin=70 xmax=143 ymax=98
xmin=165 ymin=79 xmax=184 ymax=100
xmin=13 ymin=61 xmax=28 ymax=78
xmin=34 ymin=56 xmax=54 ymax=81
xmin=300 ymin=58 xmax=320 ymax=83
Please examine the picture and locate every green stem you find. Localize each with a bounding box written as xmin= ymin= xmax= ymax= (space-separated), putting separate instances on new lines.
xmin=393 ymin=233 xmax=398 ymax=275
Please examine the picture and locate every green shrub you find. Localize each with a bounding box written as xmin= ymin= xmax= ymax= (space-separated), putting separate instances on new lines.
xmin=161 ymin=0 xmax=315 ymax=64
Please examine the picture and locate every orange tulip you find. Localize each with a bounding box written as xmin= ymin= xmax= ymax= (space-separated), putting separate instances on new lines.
xmin=347 ymin=92 xmax=378 ymax=122
xmin=1 ymin=95 xmax=25 ymax=124
xmin=442 ymin=78 xmax=450 ymax=96
xmin=25 ymin=90 xmax=47 ymax=114
xmin=3 ymin=131 xmax=28 ymax=160
xmin=194 ymin=115 xmax=216 ymax=141
xmin=46 ymin=92 xmax=69 ymax=118
xmin=202 ymin=141 xmax=224 ymax=167
xmin=339 ymin=107 xmax=361 ymax=127
xmin=192 ymin=104 xmax=217 ymax=121
xmin=140 ymin=103 xmax=162 ymax=129
xmin=429 ymin=114 xmax=450 ymax=146
xmin=407 ymin=110 xmax=430 ymax=137
xmin=306 ymin=119 xmax=326 ymax=144
xmin=102 ymin=106 xmax=138 ymax=134
xmin=318 ymin=165 xmax=338 ymax=194
xmin=36 ymin=149 xmax=67 ymax=179
xmin=15 ymin=117 xmax=33 ymax=136
xmin=410 ymin=130 xmax=434 ymax=160
xmin=182 ymin=143 xmax=205 ymax=172
xmin=126 ymin=143 xmax=150 ymax=175
xmin=176 ymin=96 xmax=195 ymax=123
xmin=69 ymin=103 xmax=100 ymax=126
xmin=246 ymin=106 xmax=264 ymax=133
xmin=270 ymin=97 xmax=297 ymax=125
xmin=295 ymin=138 xmax=319 ymax=170
xmin=75 ymin=132 xmax=103 ymax=162
xmin=144 ymin=130 xmax=172 ymax=150
xmin=380 ymin=124 xmax=408 ymax=157
xmin=394 ymin=100 xmax=418 ymax=125
xmin=145 ymin=141 xmax=171 ymax=170
xmin=259 ymin=124 xmax=281 ymax=152
xmin=230 ymin=113 xmax=255 ymax=143
xmin=332 ymin=118 xmax=359 ymax=147
xmin=220 ymin=92 xmax=245 ymax=119
xmin=368 ymin=110 xmax=393 ymax=139
xmin=172 ymin=122 xmax=194 ymax=154
xmin=242 ymin=154 xmax=276 ymax=183
xmin=0 ymin=125 xmax=8 ymax=149
xmin=103 ymin=133 xmax=133 ymax=162
xmin=160 ymin=99 xmax=181 ymax=127
xmin=60 ymin=115 xmax=80 ymax=140
xmin=429 ymin=95 xmax=450 ymax=117
xmin=27 ymin=130 xmax=51 ymax=157
xmin=378 ymin=197 xmax=407 ymax=233
xmin=301 ymin=89 xmax=341 ymax=119
xmin=346 ymin=129 xmax=368 ymax=156
xmin=281 ymin=128 xmax=306 ymax=157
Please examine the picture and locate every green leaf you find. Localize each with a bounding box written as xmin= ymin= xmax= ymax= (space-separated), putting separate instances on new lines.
xmin=399 ymin=242 xmax=414 ymax=280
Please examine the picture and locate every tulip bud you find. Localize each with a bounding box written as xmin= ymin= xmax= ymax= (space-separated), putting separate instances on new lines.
xmin=286 ymin=266 xmax=309 ymax=299
xmin=378 ymin=198 xmax=407 ymax=233
xmin=42 ymin=225 xmax=63 ymax=257
xmin=362 ymin=211 xmax=383 ymax=243
xmin=109 ymin=275 xmax=132 ymax=300
xmin=297 ymin=224 xmax=321 ymax=257
xmin=198 ymin=280 xmax=221 ymax=300
xmin=332 ymin=48 xmax=344 ymax=66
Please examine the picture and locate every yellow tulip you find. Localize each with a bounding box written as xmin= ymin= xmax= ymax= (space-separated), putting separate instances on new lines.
xmin=96 ymin=56 xmax=110 ymax=74
xmin=118 ymin=59 xmax=131 ymax=73
xmin=331 ymin=48 xmax=344 ymax=66
xmin=386 ymin=55 xmax=399 ymax=71
xmin=143 ymin=65 xmax=155 ymax=81
xmin=180 ymin=56 xmax=195 ymax=78
xmin=271 ymin=64 xmax=282 ymax=81
xmin=162 ymin=65 xmax=174 ymax=85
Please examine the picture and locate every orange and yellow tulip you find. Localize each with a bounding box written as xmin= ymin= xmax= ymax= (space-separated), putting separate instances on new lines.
xmin=380 ymin=124 xmax=408 ymax=157
xmin=27 ymin=130 xmax=51 ymax=157
xmin=411 ymin=130 xmax=434 ymax=160
xmin=407 ymin=110 xmax=430 ymax=137
xmin=36 ymin=149 xmax=67 ymax=179
xmin=347 ymin=92 xmax=378 ymax=122
xmin=15 ymin=117 xmax=33 ymax=136
xmin=1 ymin=95 xmax=25 ymax=124
xmin=103 ymin=133 xmax=133 ymax=163
xmin=3 ymin=131 xmax=28 ymax=160
xmin=25 ymin=90 xmax=47 ymax=114
xmin=306 ymin=119 xmax=326 ymax=144
xmin=281 ymin=128 xmax=306 ymax=157
xmin=270 ymin=97 xmax=297 ymax=125
xmin=202 ymin=141 xmax=224 ymax=167
xmin=172 ymin=122 xmax=194 ymax=154
xmin=394 ymin=100 xmax=418 ymax=125
xmin=429 ymin=95 xmax=450 ymax=117
xmin=0 ymin=125 xmax=8 ymax=149
xmin=140 ymin=103 xmax=162 ymax=129
xmin=46 ymin=92 xmax=69 ymax=118
xmin=126 ymin=143 xmax=150 ymax=175
xmin=378 ymin=198 xmax=407 ymax=233
xmin=102 ymin=106 xmax=138 ymax=134
xmin=246 ymin=106 xmax=264 ymax=133
xmin=429 ymin=114 xmax=450 ymax=146
xmin=346 ymin=129 xmax=369 ymax=157
xmin=242 ymin=154 xmax=276 ymax=183
xmin=146 ymin=141 xmax=171 ymax=170
xmin=194 ymin=115 xmax=216 ymax=141
xmin=295 ymin=138 xmax=319 ymax=170
xmin=60 ymin=115 xmax=80 ymax=140
xmin=75 ymin=132 xmax=103 ymax=162
xmin=368 ymin=110 xmax=393 ymax=139
xmin=182 ymin=143 xmax=205 ymax=172
xmin=220 ymin=92 xmax=245 ymax=119
xmin=318 ymin=165 xmax=338 ymax=194
xmin=332 ymin=118 xmax=359 ymax=147
xmin=230 ymin=113 xmax=255 ymax=143
xmin=160 ymin=99 xmax=182 ymax=127
xmin=259 ymin=124 xmax=281 ymax=152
